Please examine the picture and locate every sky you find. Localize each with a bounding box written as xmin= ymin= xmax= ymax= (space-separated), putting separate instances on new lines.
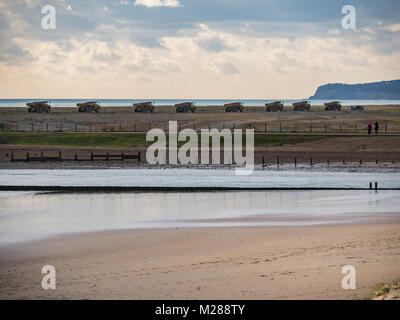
xmin=0 ymin=0 xmax=399 ymax=99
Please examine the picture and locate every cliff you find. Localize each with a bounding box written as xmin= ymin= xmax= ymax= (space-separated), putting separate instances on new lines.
xmin=309 ymin=80 xmax=400 ymax=100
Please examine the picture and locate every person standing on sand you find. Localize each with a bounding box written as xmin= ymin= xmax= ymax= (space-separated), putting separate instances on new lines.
xmin=375 ymin=121 xmax=379 ymax=135
xmin=367 ymin=122 xmax=372 ymax=135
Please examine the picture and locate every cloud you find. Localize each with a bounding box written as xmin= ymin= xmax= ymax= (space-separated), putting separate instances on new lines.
xmin=197 ymin=36 xmax=231 ymax=52
xmin=381 ymin=24 xmax=400 ymax=32
xmin=134 ymin=0 xmax=182 ymax=8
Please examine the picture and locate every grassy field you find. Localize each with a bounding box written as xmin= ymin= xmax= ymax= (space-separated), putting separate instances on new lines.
xmin=0 ymin=132 xmax=329 ymax=148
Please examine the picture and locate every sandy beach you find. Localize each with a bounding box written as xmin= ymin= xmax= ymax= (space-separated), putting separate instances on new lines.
xmin=1 ymin=223 xmax=399 ymax=300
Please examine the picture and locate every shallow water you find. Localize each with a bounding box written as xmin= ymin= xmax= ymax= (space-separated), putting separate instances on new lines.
xmin=1 ymin=168 xmax=400 ymax=189
xmin=0 ymin=190 xmax=399 ymax=245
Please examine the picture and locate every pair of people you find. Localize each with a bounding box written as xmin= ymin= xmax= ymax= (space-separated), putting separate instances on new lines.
xmin=367 ymin=121 xmax=379 ymax=135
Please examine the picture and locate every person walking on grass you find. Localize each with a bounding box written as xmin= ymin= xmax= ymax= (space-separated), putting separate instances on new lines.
xmin=375 ymin=121 xmax=379 ymax=135
xmin=367 ymin=122 xmax=372 ymax=135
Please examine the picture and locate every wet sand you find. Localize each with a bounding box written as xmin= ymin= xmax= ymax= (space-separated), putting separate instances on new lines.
xmin=1 ymin=223 xmax=399 ymax=299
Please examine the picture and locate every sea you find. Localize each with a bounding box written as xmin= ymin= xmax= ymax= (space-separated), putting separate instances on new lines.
xmin=1 ymin=168 xmax=400 ymax=244
xmin=1 ymin=99 xmax=400 ymax=108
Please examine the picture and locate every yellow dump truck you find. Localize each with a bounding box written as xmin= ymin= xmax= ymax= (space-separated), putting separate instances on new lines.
xmin=175 ymin=102 xmax=196 ymax=113
xmin=77 ymin=101 xmax=101 ymax=113
xmin=134 ymin=102 xmax=155 ymax=113
xmin=27 ymin=101 xmax=51 ymax=113
xmin=292 ymin=101 xmax=311 ymax=111
xmin=324 ymin=101 xmax=342 ymax=111
xmin=265 ymin=101 xmax=284 ymax=112
xmin=225 ymin=102 xmax=244 ymax=112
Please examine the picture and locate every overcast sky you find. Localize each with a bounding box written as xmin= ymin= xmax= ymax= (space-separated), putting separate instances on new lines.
xmin=0 ymin=0 xmax=399 ymax=99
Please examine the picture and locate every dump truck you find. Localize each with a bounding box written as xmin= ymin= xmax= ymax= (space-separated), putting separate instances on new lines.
xmin=134 ymin=102 xmax=154 ymax=113
xmin=225 ymin=102 xmax=244 ymax=112
xmin=265 ymin=101 xmax=284 ymax=112
xmin=77 ymin=101 xmax=101 ymax=113
xmin=324 ymin=101 xmax=342 ymax=111
xmin=27 ymin=101 xmax=51 ymax=113
xmin=176 ymin=102 xmax=196 ymax=113
xmin=292 ymin=101 xmax=311 ymax=111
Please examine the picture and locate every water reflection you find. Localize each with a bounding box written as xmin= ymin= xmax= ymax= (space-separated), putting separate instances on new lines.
xmin=0 ymin=190 xmax=399 ymax=245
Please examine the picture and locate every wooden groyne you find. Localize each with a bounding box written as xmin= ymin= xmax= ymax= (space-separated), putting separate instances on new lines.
xmin=0 ymin=185 xmax=397 ymax=192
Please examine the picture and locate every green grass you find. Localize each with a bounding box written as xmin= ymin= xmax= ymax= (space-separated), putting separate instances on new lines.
xmin=0 ymin=132 xmax=330 ymax=148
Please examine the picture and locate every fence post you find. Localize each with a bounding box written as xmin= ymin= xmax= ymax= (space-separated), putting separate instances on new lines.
xmin=310 ymin=124 xmax=312 ymax=133
xmin=279 ymin=123 xmax=282 ymax=133
xmin=89 ymin=122 xmax=92 ymax=132
xmin=385 ymin=124 xmax=387 ymax=134
xmin=339 ymin=123 xmax=342 ymax=133
xmin=31 ymin=124 xmax=33 ymax=132
xmin=75 ymin=123 xmax=77 ymax=132
xmin=354 ymin=122 xmax=357 ymax=133
xmin=17 ymin=123 xmax=19 ymax=132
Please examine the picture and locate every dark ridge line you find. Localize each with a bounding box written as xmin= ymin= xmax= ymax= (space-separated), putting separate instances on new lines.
xmin=0 ymin=186 xmax=398 ymax=192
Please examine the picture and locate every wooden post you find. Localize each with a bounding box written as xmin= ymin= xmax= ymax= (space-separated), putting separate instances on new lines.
xmin=41 ymin=152 xmax=43 ymax=162
xmin=343 ymin=158 xmax=345 ymax=165
xmin=310 ymin=124 xmax=312 ymax=133
xmin=59 ymin=151 xmax=62 ymax=160
xmin=294 ymin=157 xmax=297 ymax=168
xmin=339 ymin=123 xmax=342 ymax=133
xmin=327 ymin=158 xmax=330 ymax=165
xmin=310 ymin=157 xmax=313 ymax=166
xmin=75 ymin=123 xmax=77 ymax=132
xmin=31 ymin=124 xmax=33 ymax=132
xmin=90 ymin=122 xmax=92 ymax=132
xmin=122 ymin=153 xmax=125 ymax=161
xmin=385 ymin=124 xmax=387 ymax=134
xmin=26 ymin=152 xmax=29 ymax=162
xmin=354 ymin=122 xmax=357 ymax=133
xmin=277 ymin=155 xmax=280 ymax=164
xmin=46 ymin=123 xmax=48 ymax=132
xmin=60 ymin=123 xmax=63 ymax=132
xmin=369 ymin=182 xmax=372 ymax=190
xmin=360 ymin=159 xmax=362 ymax=165
xmin=265 ymin=123 xmax=267 ymax=132
xmin=16 ymin=123 xmax=19 ymax=132
xmin=279 ymin=123 xmax=282 ymax=133
xmin=375 ymin=182 xmax=378 ymax=191
xmin=138 ymin=152 xmax=141 ymax=162
xmin=75 ymin=154 xmax=78 ymax=161
xmin=262 ymin=156 xmax=265 ymax=167
xmin=294 ymin=123 xmax=297 ymax=132
xmin=120 ymin=122 xmax=122 ymax=132
xmin=91 ymin=152 xmax=94 ymax=161
xmin=104 ymin=122 xmax=107 ymax=132
xmin=324 ymin=125 xmax=327 ymax=134
xmin=106 ymin=152 xmax=109 ymax=161
xmin=11 ymin=153 xmax=14 ymax=162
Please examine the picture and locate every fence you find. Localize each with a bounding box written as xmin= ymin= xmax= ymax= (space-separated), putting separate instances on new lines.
xmin=0 ymin=120 xmax=399 ymax=134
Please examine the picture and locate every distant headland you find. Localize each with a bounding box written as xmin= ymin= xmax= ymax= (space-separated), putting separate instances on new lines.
xmin=309 ymin=80 xmax=400 ymax=100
